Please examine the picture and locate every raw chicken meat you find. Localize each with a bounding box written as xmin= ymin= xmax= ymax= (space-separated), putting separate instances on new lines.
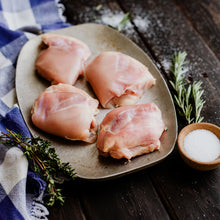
xmin=35 ymin=33 xmax=91 ymax=85
xmin=85 ymin=51 xmax=155 ymax=108
xmin=31 ymin=84 xmax=99 ymax=143
xmin=97 ymin=103 xmax=165 ymax=159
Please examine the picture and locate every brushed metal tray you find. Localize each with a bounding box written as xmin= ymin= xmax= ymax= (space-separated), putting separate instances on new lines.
xmin=16 ymin=23 xmax=177 ymax=180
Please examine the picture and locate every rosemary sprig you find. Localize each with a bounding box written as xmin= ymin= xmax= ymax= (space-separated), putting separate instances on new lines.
xmin=0 ymin=130 xmax=76 ymax=207
xmin=192 ymin=81 xmax=205 ymax=123
xmin=170 ymin=51 xmax=205 ymax=124
xmin=117 ymin=12 xmax=130 ymax=31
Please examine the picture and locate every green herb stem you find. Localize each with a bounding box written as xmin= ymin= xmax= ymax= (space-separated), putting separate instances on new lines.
xmin=117 ymin=12 xmax=130 ymax=31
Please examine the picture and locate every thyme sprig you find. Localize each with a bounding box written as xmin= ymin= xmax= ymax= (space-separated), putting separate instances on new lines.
xmin=0 ymin=130 xmax=76 ymax=207
xmin=170 ymin=51 xmax=205 ymax=124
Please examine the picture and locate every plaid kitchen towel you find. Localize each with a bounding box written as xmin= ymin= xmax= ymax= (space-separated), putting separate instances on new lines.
xmin=0 ymin=101 xmax=48 ymax=220
xmin=0 ymin=0 xmax=70 ymax=219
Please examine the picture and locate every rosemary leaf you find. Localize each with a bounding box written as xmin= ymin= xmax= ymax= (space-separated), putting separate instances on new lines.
xmin=192 ymin=81 xmax=205 ymax=123
xmin=117 ymin=12 xmax=130 ymax=31
xmin=95 ymin=4 xmax=103 ymax=10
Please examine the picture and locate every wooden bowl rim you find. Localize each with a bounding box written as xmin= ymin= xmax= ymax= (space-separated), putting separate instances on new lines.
xmin=177 ymin=122 xmax=220 ymax=166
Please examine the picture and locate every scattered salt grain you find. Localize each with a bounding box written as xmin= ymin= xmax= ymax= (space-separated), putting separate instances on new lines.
xmin=133 ymin=16 xmax=150 ymax=32
xmin=101 ymin=14 xmax=124 ymax=28
xmin=184 ymin=129 xmax=220 ymax=162
xmin=161 ymin=58 xmax=171 ymax=71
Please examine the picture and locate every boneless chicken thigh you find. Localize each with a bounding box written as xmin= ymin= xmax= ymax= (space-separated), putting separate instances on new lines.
xmin=36 ymin=34 xmax=91 ymax=85
xmin=85 ymin=51 xmax=155 ymax=108
xmin=31 ymin=84 xmax=99 ymax=143
xmin=97 ymin=103 xmax=165 ymax=159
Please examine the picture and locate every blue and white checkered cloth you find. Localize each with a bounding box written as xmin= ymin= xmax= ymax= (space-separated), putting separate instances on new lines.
xmin=0 ymin=0 xmax=71 ymax=219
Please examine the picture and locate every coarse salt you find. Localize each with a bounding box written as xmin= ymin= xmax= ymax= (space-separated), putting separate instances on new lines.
xmin=184 ymin=129 xmax=220 ymax=162
xmin=101 ymin=14 xmax=124 ymax=28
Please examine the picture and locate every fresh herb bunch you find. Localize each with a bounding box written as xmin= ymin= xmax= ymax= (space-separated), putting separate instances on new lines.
xmin=170 ymin=51 xmax=205 ymax=124
xmin=0 ymin=130 xmax=76 ymax=207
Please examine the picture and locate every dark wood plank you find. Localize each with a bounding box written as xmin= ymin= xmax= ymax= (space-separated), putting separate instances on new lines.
xmin=79 ymin=172 xmax=170 ymax=220
xmin=150 ymin=153 xmax=220 ymax=220
xmin=48 ymin=184 xmax=86 ymax=220
xmin=118 ymin=0 xmax=220 ymax=127
xmin=174 ymin=0 xmax=220 ymax=61
xmin=61 ymin=0 xmax=154 ymax=59
xmin=48 ymin=172 xmax=171 ymax=220
xmin=117 ymin=0 xmax=220 ymax=219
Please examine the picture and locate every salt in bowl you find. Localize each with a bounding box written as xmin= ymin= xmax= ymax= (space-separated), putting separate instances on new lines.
xmin=177 ymin=122 xmax=220 ymax=171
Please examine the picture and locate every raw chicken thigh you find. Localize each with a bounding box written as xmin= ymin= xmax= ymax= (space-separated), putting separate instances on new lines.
xmin=31 ymin=84 xmax=99 ymax=143
xmin=35 ymin=33 xmax=91 ymax=85
xmin=85 ymin=51 xmax=155 ymax=108
xmin=97 ymin=103 xmax=165 ymax=159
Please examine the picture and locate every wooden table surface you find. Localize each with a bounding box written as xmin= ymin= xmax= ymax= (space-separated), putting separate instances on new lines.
xmin=49 ymin=0 xmax=220 ymax=219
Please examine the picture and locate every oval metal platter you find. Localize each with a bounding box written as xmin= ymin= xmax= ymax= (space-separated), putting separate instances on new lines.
xmin=16 ymin=23 xmax=177 ymax=180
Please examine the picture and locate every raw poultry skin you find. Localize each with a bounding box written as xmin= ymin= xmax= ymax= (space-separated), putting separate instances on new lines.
xmin=97 ymin=103 xmax=165 ymax=159
xmin=31 ymin=84 xmax=99 ymax=143
xmin=85 ymin=51 xmax=156 ymax=108
xmin=35 ymin=33 xmax=91 ymax=85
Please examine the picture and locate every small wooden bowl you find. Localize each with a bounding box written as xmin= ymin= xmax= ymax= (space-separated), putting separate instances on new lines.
xmin=177 ymin=123 xmax=220 ymax=171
